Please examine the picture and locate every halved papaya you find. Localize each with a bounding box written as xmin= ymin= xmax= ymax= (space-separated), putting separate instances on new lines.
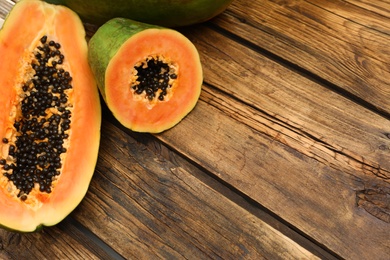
xmin=89 ymin=18 xmax=203 ymax=133
xmin=44 ymin=0 xmax=235 ymax=27
xmin=0 ymin=0 xmax=101 ymax=232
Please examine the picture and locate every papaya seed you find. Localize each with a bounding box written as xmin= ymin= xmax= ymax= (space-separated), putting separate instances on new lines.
xmin=0 ymin=35 xmax=74 ymax=200
xmin=131 ymin=55 xmax=178 ymax=102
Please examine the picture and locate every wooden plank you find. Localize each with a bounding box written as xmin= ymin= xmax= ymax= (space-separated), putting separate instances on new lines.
xmin=157 ymin=93 xmax=390 ymax=259
xmin=0 ymin=220 xmax=104 ymax=259
xmin=70 ymin=121 xmax=321 ymax=259
xmin=123 ymin=122 xmax=337 ymax=259
xmin=0 ymin=0 xmax=13 ymax=19
xmin=180 ymin=25 xmax=390 ymax=180
xmin=149 ymin=25 xmax=390 ymax=259
xmin=56 ymin=217 xmax=125 ymax=259
xmin=212 ymin=0 xmax=390 ymax=115
xmin=158 ymin=100 xmax=390 ymax=259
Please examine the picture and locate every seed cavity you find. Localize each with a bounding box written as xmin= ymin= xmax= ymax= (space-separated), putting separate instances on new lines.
xmin=0 ymin=35 xmax=73 ymax=201
xmin=131 ymin=55 xmax=178 ymax=103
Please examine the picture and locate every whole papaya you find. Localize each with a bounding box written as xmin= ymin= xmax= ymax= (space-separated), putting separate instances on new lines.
xmin=44 ymin=0 xmax=234 ymax=27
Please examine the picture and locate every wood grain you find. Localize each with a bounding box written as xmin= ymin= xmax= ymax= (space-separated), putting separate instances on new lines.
xmin=213 ymin=0 xmax=390 ymax=115
xmin=0 ymin=222 xmax=101 ymax=259
xmin=0 ymin=0 xmax=12 ymax=28
xmin=0 ymin=116 xmax=323 ymax=259
xmin=156 ymin=96 xmax=390 ymax=259
xmin=70 ymin=121 xmax=320 ymax=259
xmin=181 ymin=25 xmax=390 ymax=181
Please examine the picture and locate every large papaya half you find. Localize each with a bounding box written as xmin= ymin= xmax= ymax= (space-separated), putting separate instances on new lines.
xmin=44 ymin=0 xmax=234 ymax=27
xmin=89 ymin=18 xmax=203 ymax=133
xmin=0 ymin=0 xmax=101 ymax=232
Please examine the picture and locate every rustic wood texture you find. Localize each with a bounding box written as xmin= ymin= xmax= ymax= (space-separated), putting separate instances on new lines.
xmin=214 ymin=0 xmax=390 ymax=115
xmin=0 ymin=0 xmax=389 ymax=259
xmin=73 ymin=120 xmax=321 ymax=259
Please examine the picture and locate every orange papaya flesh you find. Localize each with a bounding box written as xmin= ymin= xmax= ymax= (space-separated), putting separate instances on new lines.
xmin=44 ymin=0 xmax=235 ymax=27
xmin=89 ymin=18 xmax=203 ymax=133
xmin=0 ymin=0 xmax=101 ymax=232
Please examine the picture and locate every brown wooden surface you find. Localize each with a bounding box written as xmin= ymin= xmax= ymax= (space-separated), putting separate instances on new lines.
xmin=1 ymin=0 xmax=389 ymax=259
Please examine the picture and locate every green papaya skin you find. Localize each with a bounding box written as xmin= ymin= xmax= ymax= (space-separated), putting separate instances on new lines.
xmin=44 ymin=0 xmax=234 ymax=27
xmin=88 ymin=18 xmax=159 ymax=98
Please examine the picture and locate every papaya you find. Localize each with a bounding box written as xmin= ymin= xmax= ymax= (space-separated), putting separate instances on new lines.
xmin=44 ymin=0 xmax=234 ymax=27
xmin=0 ymin=0 xmax=101 ymax=232
xmin=88 ymin=18 xmax=203 ymax=133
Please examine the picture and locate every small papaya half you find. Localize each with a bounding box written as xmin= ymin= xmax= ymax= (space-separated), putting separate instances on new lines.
xmin=0 ymin=0 xmax=101 ymax=232
xmin=89 ymin=18 xmax=203 ymax=133
xmin=44 ymin=0 xmax=235 ymax=27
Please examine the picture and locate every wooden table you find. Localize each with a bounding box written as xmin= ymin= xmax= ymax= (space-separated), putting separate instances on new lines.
xmin=1 ymin=0 xmax=389 ymax=259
